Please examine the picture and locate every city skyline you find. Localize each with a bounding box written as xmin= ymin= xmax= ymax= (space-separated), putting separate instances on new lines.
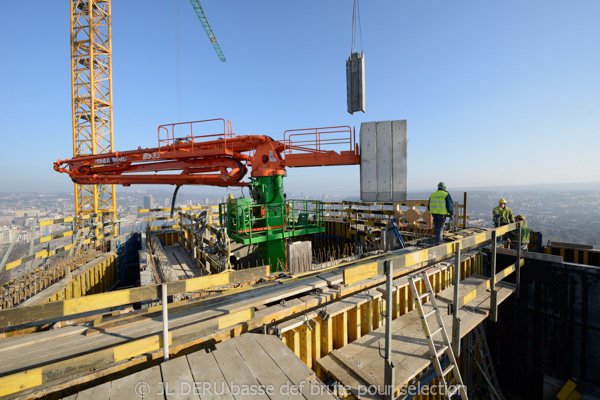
xmin=1 ymin=189 xmax=598 ymax=249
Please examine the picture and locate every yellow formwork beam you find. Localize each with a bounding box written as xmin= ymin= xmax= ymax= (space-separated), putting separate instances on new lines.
xmin=321 ymin=316 xmax=334 ymax=357
xmin=312 ymin=317 xmax=323 ymax=378
xmin=333 ymin=311 xmax=348 ymax=350
xmin=348 ymin=307 xmax=361 ymax=342
xmin=300 ymin=325 xmax=313 ymax=369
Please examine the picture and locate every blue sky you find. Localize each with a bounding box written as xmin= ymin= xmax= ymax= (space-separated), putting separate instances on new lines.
xmin=0 ymin=0 xmax=598 ymax=197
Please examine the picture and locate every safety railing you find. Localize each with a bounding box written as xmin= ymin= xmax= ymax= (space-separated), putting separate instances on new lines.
xmin=157 ymin=118 xmax=235 ymax=151
xmin=285 ymin=200 xmax=324 ymax=232
xmin=220 ymin=202 xmax=285 ymax=244
xmin=220 ymin=200 xmax=325 ymax=244
xmin=283 ymin=125 xmax=355 ymax=156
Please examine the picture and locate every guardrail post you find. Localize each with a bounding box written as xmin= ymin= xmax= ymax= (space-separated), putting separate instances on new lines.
xmin=490 ymin=230 xmax=498 ymax=323
xmin=383 ymin=260 xmax=395 ymax=400
xmin=452 ymin=242 xmax=461 ymax=356
xmin=162 ymin=283 xmax=169 ymax=361
xmin=516 ymin=221 xmax=522 ymax=299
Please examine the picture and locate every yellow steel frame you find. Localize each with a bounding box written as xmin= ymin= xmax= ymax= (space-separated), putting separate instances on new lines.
xmin=70 ymin=0 xmax=116 ymax=219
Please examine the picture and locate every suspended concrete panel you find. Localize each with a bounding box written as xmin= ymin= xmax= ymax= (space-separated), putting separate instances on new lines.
xmin=346 ymin=52 xmax=366 ymax=114
xmin=360 ymin=120 xmax=407 ymax=202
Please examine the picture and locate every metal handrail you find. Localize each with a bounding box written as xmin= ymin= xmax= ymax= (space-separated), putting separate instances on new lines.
xmin=283 ymin=126 xmax=354 ymax=156
xmin=157 ymin=118 xmax=235 ymax=151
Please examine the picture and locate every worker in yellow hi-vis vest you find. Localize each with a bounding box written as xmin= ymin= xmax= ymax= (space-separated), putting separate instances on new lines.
xmin=428 ymin=182 xmax=454 ymax=246
xmin=493 ymin=198 xmax=514 ymax=227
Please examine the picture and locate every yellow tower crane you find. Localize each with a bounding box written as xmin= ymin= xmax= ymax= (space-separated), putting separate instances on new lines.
xmin=70 ymin=0 xmax=115 ymax=224
xmin=68 ymin=0 xmax=225 ymax=230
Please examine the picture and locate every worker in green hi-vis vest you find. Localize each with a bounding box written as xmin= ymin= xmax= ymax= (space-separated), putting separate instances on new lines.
xmin=428 ymin=182 xmax=454 ymax=246
xmin=508 ymin=215 xmax=530 ymax=251
xmin=493 ymin=198 xmax=514 ymax=227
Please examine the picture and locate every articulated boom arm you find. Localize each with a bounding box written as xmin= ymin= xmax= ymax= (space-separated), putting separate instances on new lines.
xmin=54 ymin=119 xmax=359 ymax=187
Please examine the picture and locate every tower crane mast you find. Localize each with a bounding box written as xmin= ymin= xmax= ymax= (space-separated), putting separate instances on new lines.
xmin=68 ymin=0 xmax=225 ymax=226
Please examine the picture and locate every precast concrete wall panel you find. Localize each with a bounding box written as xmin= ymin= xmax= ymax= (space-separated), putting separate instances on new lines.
xmin=360 ymin=122 xmax=377 ymax=202
xmin=360 ymin=120 xmax=407 ymax=202
xmin=392 ymin=120 xmax=408 ymax=201
xmin=346 ymin=52 xmax=366 ymax=114
xmin=376 ymin=121 xmax=392 ymax=202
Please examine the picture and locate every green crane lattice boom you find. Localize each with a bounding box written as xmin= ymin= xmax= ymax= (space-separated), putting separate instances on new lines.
xmin=189 ymin=0 xmax=226 ymax=62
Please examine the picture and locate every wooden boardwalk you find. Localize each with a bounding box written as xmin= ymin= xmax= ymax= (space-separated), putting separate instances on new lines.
xmin=317 ymin=276 xmax=515 ymax=399
xmin=62 ymin=334 xmax=337 ymax=400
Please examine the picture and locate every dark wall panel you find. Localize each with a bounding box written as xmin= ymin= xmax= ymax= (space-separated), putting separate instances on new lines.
xmin=488 ymin=257 xmax=600 ymax=399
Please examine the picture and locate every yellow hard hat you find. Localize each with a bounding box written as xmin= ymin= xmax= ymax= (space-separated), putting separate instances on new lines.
xmin=499 ymin=198 xmax=507 ymax=204
xmin=516 ymin=215 xmax=525 ymax=221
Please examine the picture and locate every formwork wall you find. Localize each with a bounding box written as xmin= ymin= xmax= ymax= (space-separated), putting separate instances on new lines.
xmin=489 ymin=256 xmax=600 ymax=398
xmin=279 ymin=253 xmax=485 ymax=395
xmin=46 ymin=253 xmax=118 ymax=302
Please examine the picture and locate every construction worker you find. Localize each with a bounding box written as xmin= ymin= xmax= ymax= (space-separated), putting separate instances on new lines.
xmin=428 ymin=182 xmax=454 ymax=246
xmin=508 ymin=215 xmax=530 ymax=250
xmin=492 ymin=198 xmax=514 ymax=227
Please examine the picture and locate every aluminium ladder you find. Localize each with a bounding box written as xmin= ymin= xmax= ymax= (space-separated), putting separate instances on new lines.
xmin=408 ymin=270 xmax=469 ymax=399
xmin=472 ymin=324 xmax=505 ymax=400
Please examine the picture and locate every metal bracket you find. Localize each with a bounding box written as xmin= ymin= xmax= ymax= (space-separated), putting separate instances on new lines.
xmin=267 ymin=319 xmax=282 ymax=339
xmin=379 ymin=298 xmax=388 ymax=318
xmin=319 ymin=308 xmax=329 ymax=321
xmin=303 ymin=314 xmax=315 ymax=331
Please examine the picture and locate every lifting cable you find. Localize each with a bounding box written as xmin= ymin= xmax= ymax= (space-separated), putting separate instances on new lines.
xmin=351 ymin=0 xmax=363 ymax=53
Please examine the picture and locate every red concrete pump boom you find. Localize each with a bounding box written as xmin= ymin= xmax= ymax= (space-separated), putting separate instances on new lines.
xmin=54 ymin=119 xmax=360 ymax=187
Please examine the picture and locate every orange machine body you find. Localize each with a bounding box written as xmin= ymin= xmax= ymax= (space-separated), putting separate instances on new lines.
xmin=54 ymin=119 xmax=360 ymax=187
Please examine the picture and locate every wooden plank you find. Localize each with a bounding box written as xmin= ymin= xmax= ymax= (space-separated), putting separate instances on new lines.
xmin=139 ymin=365 xmax=165 ymax=400
xmin=159 ymin=355 xmax=199 ymax=400
xmin=255 ymin=335 xmax=336 ymax=400
xmin=187 ymin=349 xmax=234 ymax=400
xmin=74 ymin=381 xmax=111 ymax=400
xmin=347 ymin=307 xmax=361 ymax=343
xmin=315 ymin=272 xmax=344 ymax=286
xmin=213 ymin=339 xmax=270 ymax=400
xmin=333 ymin=312 xmax=348 ymax=350
xmin=312 ymin=318 xmax=323 ymax=378
xmin=300 ymin=325 xmax=313 ymax=369
xmin=317 ymin=283 xmax=516 ymax=393
xmin=0 ymin=308 xmax=252 ymax=397
xmin=344 ymin=262 xmax=379 ymax=286
xmin=0 ymin=265 xmax=269 ymax=329
xmin=108 ymin=370 xmax=142 ymax=399
xmin=233 ymin=334 xmax=305 ymax=400
xmin=321 ymin=314 xmax=333 ymax=357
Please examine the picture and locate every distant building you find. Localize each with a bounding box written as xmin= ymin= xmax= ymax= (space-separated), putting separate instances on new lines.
xmin=164 ymin=198 xmax=169 ymax=207
xmin=143 ymin=195 xmax=154 ymax=210
xmin=0 ymin=227 xmax=18 ymax=245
